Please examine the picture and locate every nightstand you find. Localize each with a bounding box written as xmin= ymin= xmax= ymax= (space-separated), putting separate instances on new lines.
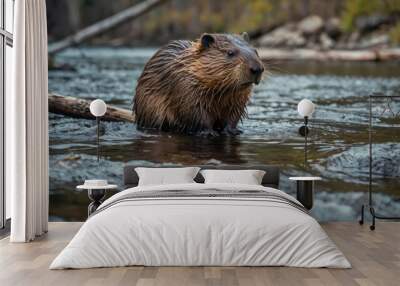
xmin=77 ymin=181 xmax=118 ymax=217
xmin=289 ymin=177 xmax=322 ymax=210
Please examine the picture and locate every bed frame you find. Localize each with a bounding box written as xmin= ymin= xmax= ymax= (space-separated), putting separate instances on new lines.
xmin=123 ymin=165 xmax=280 ymax=189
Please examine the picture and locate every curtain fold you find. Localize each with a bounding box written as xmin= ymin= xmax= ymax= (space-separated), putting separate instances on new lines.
xmin=8 ymin=0 xmax=49 ymax=242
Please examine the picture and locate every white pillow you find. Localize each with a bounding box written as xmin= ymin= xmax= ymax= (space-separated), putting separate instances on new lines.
xmin=200 ymin=169 xmax=266 ymax=185
xmin=135 ymin=167 xmax=200 ymax=186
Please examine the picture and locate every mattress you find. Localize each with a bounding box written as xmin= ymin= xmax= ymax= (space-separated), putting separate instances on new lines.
xmin=50 ymin=183 xmax=351 ymax=269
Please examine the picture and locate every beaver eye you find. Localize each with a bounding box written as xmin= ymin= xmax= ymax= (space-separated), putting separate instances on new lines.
xmin=227 ymin=50 xmax=235 ymax=57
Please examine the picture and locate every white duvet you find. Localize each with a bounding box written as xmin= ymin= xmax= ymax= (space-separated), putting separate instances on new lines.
xmin=50 ymin=183 xmax=351 ymax=269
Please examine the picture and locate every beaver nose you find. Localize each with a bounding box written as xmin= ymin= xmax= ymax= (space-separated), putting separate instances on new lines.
xmin=250 ymin=65 xmax=264 ymax=76
xmin=250 ymin=65 xmax=264 ymax=84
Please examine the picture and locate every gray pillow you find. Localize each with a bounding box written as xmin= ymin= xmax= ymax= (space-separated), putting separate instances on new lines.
xmin=135 ymin=167 xmax=201 ymax=186
xmin=200 ymin=169 xmax=266 ymax=185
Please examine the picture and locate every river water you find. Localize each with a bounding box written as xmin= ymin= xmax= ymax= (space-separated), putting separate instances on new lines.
xmin=49 ymin=47 xmax=400 ymax=222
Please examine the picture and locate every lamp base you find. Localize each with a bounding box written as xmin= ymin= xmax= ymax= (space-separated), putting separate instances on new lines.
xmin=298 ymin=125 xmax=309 ymax=137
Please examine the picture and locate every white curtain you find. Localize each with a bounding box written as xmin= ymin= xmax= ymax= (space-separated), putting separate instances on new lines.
xmin=7 ymin=0 xmax=49 ymax=242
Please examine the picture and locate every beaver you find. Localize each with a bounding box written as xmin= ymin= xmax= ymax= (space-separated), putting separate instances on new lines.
xmin=133 ymin=33 xmax=264 ymax=135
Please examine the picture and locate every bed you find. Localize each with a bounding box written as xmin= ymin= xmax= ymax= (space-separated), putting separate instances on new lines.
xmin=50 ymin=165 xmax=350 ymax=269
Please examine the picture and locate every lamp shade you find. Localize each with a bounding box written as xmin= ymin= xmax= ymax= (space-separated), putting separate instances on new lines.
xmin=297 ymin=99 xmax=315 ymax=117
xmin=90 ymin=99 xmax=107 ymax=117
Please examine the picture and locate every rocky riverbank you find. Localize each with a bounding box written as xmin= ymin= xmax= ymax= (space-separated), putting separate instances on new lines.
xmin=256 ymin=15 xmax=400 ymax=61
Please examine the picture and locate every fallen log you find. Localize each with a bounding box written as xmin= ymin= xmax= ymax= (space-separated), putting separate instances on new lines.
xmin=377 ymin=48 xmax=400 ymax=61
xmin=258 ymin=48 xmax=400 ymax=61
xmin=49 ymin=93 xmax=135 ymax=123
xmin=48 ymin=0 xmax=167 ymax=55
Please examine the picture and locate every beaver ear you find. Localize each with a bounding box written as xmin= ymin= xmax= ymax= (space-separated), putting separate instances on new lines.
xmin=200 ymin=33 xmax=215 ymax=49
xmin=241 ymin=32 xmax=250 ymax=42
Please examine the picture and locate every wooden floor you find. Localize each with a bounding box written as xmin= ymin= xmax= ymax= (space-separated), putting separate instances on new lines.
xmin=0 ymin=222 xmax=399 ymax=286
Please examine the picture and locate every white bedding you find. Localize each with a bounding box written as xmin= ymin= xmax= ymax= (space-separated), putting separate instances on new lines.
xmin=50 ymin=183 xmax=351 ymax=269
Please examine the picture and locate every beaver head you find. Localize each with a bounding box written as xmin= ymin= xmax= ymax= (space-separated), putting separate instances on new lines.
xmin=190 ymin=33 xmax=264 ymax=87
xmin=134 ymin=33 xmax=265 ymax=134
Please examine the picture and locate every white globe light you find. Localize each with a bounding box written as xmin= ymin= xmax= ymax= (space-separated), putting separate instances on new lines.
xmin=297 ymin=99 xmax=315 ymax=117
xmin=90 ymin=99 xmax=107 ymax=117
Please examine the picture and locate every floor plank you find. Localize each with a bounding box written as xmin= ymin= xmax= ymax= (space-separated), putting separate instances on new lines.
xmin=0 ymin=222 xmax=399 ymax=286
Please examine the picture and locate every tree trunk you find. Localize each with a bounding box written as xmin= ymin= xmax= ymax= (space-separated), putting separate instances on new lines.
xmin=48 ymin=0 xmax=167 ymax=55
xmin=49 ymin=93 xmax=135 ymax=123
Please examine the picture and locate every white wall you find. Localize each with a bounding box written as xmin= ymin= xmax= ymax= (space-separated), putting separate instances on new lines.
xmin=5 ymin=0 xmax=13 ymax=33
xmin=5 ymin=44 xmax=12 ymax=219
xmin=5 ymin=0 xmax=14 ymax=220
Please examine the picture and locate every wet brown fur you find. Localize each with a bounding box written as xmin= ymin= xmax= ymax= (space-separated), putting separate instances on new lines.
xmin=133 ymin=33 xmax=264 ymax=134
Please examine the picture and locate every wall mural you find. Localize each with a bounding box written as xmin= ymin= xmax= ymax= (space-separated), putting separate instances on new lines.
xmin=47 ymin=1 xmax=400 ymax=222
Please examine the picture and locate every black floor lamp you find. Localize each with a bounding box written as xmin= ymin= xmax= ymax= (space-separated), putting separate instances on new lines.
xmin=297 ymin=99 xmax=315 ymax=166
xmin=359 ymin=94 xmax=400 ymax=230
